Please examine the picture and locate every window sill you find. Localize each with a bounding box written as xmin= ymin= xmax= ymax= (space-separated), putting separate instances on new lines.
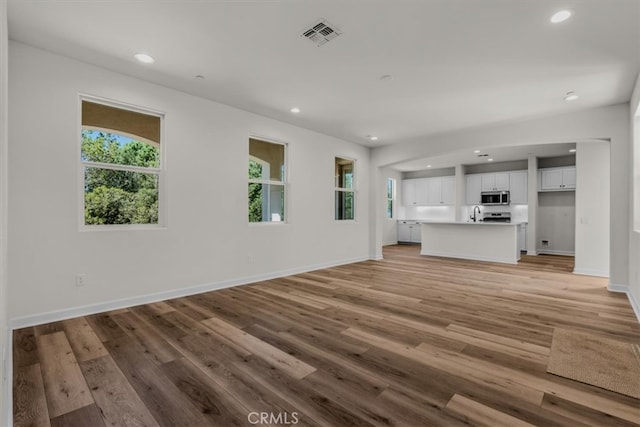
xmin=80 ymin=224 xmax=167 ymax=232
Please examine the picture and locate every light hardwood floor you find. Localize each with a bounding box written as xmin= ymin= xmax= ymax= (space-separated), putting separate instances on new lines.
xmin=13 ymin=245 xmax=640 ymax=426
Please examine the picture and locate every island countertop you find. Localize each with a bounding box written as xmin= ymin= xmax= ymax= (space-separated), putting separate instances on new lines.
xmin=401 ymin=219 xmax=527 ymax=226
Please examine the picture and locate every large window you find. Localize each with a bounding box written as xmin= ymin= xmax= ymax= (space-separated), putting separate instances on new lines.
xmin=80 ymin=99 xmax=163 ymax=227
xmin=249 ymin=138 xmax=286 ymax=223
xmin=387 ymin=178 xmax=395 ymax=219
xmin=335 ymin=157 xmax=355 ymax=220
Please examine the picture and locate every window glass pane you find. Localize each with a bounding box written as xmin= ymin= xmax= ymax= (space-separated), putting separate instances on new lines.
xmin=335 ymin=157 xmax=354 ymax=189
xmin=387 ymin=178 xmax=393 ymax=199
xmin=335 ymin=191 xmax=354 ymax=220
xmin=387 ymin=199 xmax=393 ymax=219
xmin=84 ymin=167 xmax=158 ymax=225
xmin=82 ymin=130 xmax=159 ymax=168
xmin=249 ymin=138 xmax=285 ymax=181
xmin=249 ymin=183 xmax=285 ymax=223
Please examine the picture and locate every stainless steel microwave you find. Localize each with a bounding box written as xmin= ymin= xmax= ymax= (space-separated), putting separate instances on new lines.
xmin=481 ymin=191 xmax=510 ymax=205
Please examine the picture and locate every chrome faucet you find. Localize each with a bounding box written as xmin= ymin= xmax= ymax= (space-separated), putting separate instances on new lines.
xmin=471 ymin=205 xmax=481 ymax=222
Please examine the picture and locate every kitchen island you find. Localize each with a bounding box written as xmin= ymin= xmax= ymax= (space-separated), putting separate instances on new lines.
xmin=420 ymin=221 xmax=524 ymax=264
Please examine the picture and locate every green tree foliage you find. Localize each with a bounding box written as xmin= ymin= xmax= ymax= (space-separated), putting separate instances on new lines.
xmin=82 ymin=131 xmax=159 ymax=225
xmin=248 ymin=160 xmax=263 ymax=222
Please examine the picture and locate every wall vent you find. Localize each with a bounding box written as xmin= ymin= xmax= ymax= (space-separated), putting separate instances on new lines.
xmin=300 ymin=19 xmax=342 ymax=46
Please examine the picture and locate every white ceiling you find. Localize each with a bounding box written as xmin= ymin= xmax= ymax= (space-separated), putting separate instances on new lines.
xmin=393 ymin=142 xmax=576 ymax=172
xmin=7 ymin=0 xmax=640 ymax=151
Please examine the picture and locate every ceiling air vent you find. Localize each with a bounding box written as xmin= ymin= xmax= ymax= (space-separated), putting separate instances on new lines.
xmin=300 ymin=19 xmax=342 ymax=47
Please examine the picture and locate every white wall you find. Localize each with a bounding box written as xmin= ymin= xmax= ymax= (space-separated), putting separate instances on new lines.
xmin=0 ymin=1 xmax=8 ymax=424
xmin=371 ymin=103 xmax=630 ymax=287
xmin=629 ymin=72 xmax=640 ymax=317
xmin=574 ymin=142 xmax=610 ymax=276
xmin=381 ymin=168 xmax=402 ymax=245
xmin=537 ymin=192 xmax=575 ymax=255
xmin=8 ymin=42 xmax=371 ymax=322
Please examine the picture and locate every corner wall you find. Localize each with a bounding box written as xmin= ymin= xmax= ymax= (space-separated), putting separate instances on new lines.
xmin=574 ymin=142 xmax=610 ymax=276
xmin=629 ymin=72 xmax=640 ymax=318
xmin=0 ymin=1 xmax=8 ymax=423
xmin=381 ymin=168 xmax=402 ymax=245
xmin=8 ymin=42 xmax=371 ymax=323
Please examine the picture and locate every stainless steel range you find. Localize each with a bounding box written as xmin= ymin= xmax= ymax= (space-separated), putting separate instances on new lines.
xmin=482 ymin=212 xmax=511 ymax=223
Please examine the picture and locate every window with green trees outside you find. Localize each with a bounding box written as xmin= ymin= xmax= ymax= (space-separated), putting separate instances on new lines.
xmin=249 ymin=138 xmax=286 ymax=223
xmin=80 ymin=99 xmax=163 ymax=226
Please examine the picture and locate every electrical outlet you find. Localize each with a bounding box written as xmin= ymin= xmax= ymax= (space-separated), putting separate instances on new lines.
xmin=76 ymin=273 xmax=87 ymax=287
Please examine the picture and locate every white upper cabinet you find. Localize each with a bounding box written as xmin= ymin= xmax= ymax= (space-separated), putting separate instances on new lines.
xmin=441 ymin=176 xmax=456 ymax=205
xmin=465 ymin=174 xmax=482 ymax=205
xmin=415 ymin=178 xmax=431 ymax=206
xmin=401 ymin=176 xmax=455 ymax=206
xmin=481 ymin=172 xmax=509 ymax=191
xmin=509 ymin=171 xmax=528 ymax=204
xmin=402 ymin=179 xmax=418 ymax=206
xmin=539 ymin=166 xmax=576 ymax=191
xmin=425 ymin=177 xmax=442 ymax=205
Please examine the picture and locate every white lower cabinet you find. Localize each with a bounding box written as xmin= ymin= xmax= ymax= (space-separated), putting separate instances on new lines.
xmin=518 ymin=223 xmax=527 ymax=252
xmin=398 ymin=221 xmax=422 ymax=243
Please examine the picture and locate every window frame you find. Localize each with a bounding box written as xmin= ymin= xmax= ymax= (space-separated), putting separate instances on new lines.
xmin=78 ymin=95 xmax=166 ymax=231
xmin=386 ymin=177 xmax=395 ymax=219
xmin=248 ymin=135 xmax=288 ymax=225
xmin=334 ymin=156 xmax=356 ymax=221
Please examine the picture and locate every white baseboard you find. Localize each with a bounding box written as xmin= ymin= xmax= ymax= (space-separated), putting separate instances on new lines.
xmin=537 ymin=250 xmax=575 ymax=256
xmin=607 ymin=283 xmax=640 ymax=323
xmin=573 ymin=268 xmax=609 ymax=278
xmin=526 ymin=250 xmax=538 ymax=256
xmin=9 ymin=255 xmax=369 ymax=330
xmin=382 ymin=240 xmax=398 ymax=246
xmin=420 ymin=249 xmax=517 ymax=265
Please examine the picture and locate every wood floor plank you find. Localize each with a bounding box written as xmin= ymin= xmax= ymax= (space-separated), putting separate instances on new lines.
xmin=80 ymin=355 xmax=159 ymax=427
xmin=445 ymin=393 xmax=536 ymax=427
xmin=13 ymin=364 xmax=50 ymax=427
xmin=201 ymin=316 xmax=317 ymax=379
xmin=13 ymin=245 xmax=640 ymax=426
xmin=37 ymin=331 xmax=94 ymax=418
xmin=49 ymin=404 xmax=105 ymax=427
xmin=12 ymin=327 xmax=39 ymax=369
xmin=62 ymin=317 xmax=109 ymax=362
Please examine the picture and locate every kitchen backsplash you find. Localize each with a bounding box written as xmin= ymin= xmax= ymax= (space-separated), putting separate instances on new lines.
xmin=399 ymin=204 xmax=528 ymax=223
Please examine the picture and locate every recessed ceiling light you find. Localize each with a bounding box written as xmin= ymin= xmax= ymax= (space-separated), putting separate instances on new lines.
xmin=290 ymin=107 xmax=301 ymax=114
xmin=550 ymin=10 xmax=572 ymax=23
xmin=368 ymin=135 xmax=379 ymax=141
xmin=134 ymin=53 xmax=155 ymax=64
xmin=564 ymin=91 xmax=579 ymax=101
xmin=569 ymin=148 xmax=577 ymax=153
xmin=426 ymin=165 xmax=432 ymax=168
xmin=473 ymin=150 xmax=481 ymax=154
xmin=487 ymin=158 xmax=494 ymax=162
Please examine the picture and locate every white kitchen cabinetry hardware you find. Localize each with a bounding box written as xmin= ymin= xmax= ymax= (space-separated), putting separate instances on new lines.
xmin=539 ymin=166 xmax=576 ymax=191
xmin=465 ymin=174 xmax=482 ymax=205
xmin=481 ymin=172 xmax=509 ymax=191
xmin=398 ymin=221 xmax=422 ymax=243
xmin=401 ymin=177 xmax=455 ymax=206
xmin=509 ymin=171 xmax=528 ymax=204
